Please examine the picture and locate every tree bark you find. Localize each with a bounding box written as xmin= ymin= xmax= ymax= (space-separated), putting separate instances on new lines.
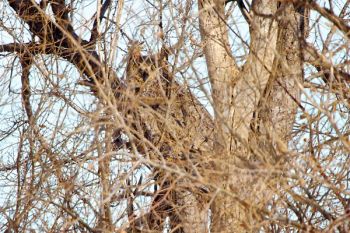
xmin=198 ymin=0 xmax=303 ymax=232
xmin=198 ymin=0 xmax=239 ymax=231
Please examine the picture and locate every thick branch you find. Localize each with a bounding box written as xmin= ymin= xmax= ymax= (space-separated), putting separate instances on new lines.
xmin=307 ymin=1 xmax=350 ymax=39
xmin=232 ymin=0 xmax=278 ymax=142
xmin=90 ymin=0 xmax=112 ymax=43
xmin=0 ymin=42 xmax=49 ymax=55
xmin=50 ymin=0 xmax=74 ymax=32
xmin=198 ymin=0 xmax=237 ymax=147
xmin=7 ymin=0 xmax=117 ymax=93
xmin=8 ymin=0 xmax=78 ymax=42
xmin=19 ymin=53 xmax=33 ymax=122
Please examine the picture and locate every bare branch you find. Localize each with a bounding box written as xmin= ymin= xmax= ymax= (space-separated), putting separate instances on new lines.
xmin=307 ymin=1 xmax=350 ymax=39
xmin=304 ymin=42 xmax=350 ymax=83
xmin=90 ymin=0 xmax=112 ymax=43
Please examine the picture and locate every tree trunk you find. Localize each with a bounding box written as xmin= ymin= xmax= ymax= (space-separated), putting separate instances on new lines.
xmin=198 ymin=0 xmax=238 ymax=231
xmin=199 ymin=0 xmax=303 ymax=232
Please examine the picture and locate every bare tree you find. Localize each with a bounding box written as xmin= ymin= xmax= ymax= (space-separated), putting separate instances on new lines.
xmin=0 ymin=0 xmax=349 ymax=232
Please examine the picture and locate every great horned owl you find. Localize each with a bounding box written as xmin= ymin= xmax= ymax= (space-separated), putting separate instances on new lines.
xmin=121 ymin=41 xmax=214 ymax=232
xmin=124 ymin=41 xmax=213 ymax=155
xmin=125 ymin=41 xmax=172 ymax=102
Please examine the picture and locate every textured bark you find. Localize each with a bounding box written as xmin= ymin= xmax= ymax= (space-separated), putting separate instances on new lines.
xmin=249 ymin=2 xmax=303 ymax=168
xmin=244 ymin=3 xmax=304 ymax=231
xmin=198 ymin=0 xmax=237 ymax=146
xmin=233 ymin=0 xmax=278 ymax=143
xmin=255 ymin=3 xmax=303 ymax=148
xmin=199 ymin=0 xmax=303 ymax=232
xmin=198 ymin=0 xmax=279 ymax=232
xmin=198 ymin=0 xmax=239 ymax=231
